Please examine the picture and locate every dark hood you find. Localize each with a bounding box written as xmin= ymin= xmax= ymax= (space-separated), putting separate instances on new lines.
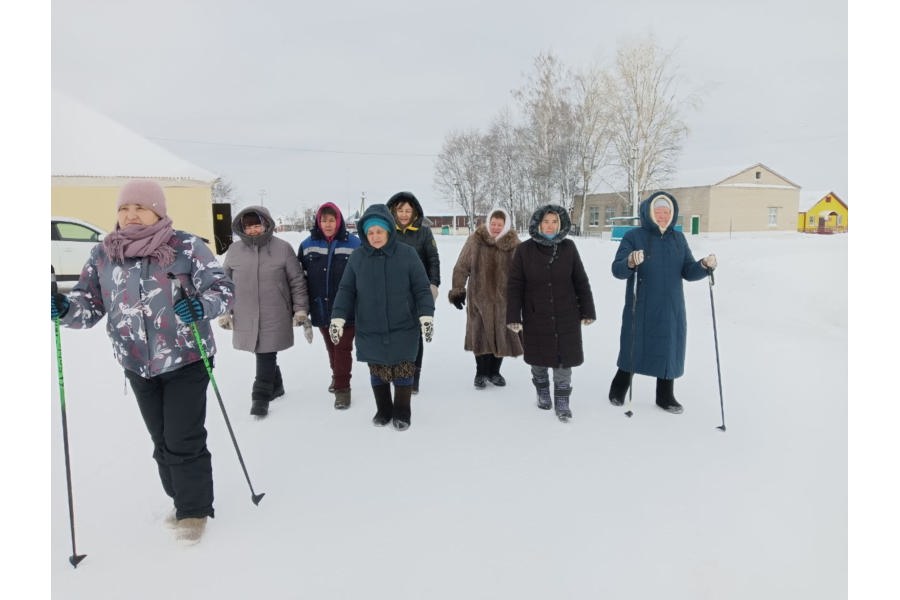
xmin=232 ymin=205 xmax=276 ymax=247
xmin=386 ymin=191 xmax=426 ymax=229
xmin=639 ymin=191 xmax=680 ymax=234
xmin=357 ymin=203 xmax=398 ymax=252
xmin=527 ymin=204 xmax=571 ymax=246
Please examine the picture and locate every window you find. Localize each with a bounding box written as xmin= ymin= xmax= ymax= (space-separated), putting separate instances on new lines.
xmin=589 ymin=207 xmax=600 ymax=227
xmin=755 ymin=171 xmax=762 ymax=180
xmin=56 ymin=222 xmax=102 ymax=242
xmin=768 ymin=207 xmax=778 ymax=227
xmin=605 ymin=206 xmax=616 ymax=222
xmin=808 ymin=216 xmax=815 ymax=224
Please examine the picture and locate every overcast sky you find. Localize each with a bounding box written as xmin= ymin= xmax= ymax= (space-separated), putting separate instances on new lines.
xmin=49 ymin=0 xmax=847 ymax=217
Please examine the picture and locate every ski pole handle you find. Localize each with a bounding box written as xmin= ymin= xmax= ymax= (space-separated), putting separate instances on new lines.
xmin=168 ymin=272 xmax=203 ymax=322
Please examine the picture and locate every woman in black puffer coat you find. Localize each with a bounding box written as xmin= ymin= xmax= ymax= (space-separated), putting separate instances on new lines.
xmin=386 ymin=191 xmax=440 ymax=394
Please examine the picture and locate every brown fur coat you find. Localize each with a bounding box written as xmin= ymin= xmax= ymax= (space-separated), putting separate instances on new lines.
xmin=448 ymin=226 xmax=524 ymax=357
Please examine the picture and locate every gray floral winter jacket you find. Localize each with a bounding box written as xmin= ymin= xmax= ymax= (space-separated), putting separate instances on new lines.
xmin=60 ymin=231 xmax=235 ymax=378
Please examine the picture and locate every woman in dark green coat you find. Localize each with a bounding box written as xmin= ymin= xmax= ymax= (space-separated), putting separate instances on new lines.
xmin=609 ymin=192 xmax=717 ymax=414
xmin=329 ymin=203 xmax=435 ymax=431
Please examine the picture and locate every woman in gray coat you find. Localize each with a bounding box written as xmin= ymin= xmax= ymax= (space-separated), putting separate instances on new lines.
xmin=221 ymin=206 xmax=310 ymax=417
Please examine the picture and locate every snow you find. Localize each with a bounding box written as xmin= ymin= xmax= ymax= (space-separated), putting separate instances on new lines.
xmin=46 ymin=232 xmax=850 ymax=599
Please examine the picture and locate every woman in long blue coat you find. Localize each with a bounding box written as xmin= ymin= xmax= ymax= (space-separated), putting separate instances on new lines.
xmin=329 ymin=203 xmax=435 ymax=431
xmin=609 ymin=192 xmax=717 ymax=414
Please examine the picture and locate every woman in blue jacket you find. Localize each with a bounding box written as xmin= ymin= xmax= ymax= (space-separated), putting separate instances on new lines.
xmin=328 ymin=203 xmax=435 ymax=431
xmin=609 ymin=192 xmax=717 ymax=413
xmin=299 ymin=202 xmax=361 ymax=409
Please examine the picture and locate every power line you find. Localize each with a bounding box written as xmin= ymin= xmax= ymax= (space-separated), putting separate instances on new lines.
xmin=147 ymin=136 xmax=439 ymax=158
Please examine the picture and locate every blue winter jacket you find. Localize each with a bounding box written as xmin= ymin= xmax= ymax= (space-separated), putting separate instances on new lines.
xmin=331 ymin=203 xmax=435 ymax=366
xmin=611 ymin=192 xmax=708 ymax=379
xmin=299 ymin=202 xmax=361 ymax=328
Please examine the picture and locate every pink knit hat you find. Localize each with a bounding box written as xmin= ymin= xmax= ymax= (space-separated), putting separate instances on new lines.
xmin=117 ymin=180 xmax=168 ymax=219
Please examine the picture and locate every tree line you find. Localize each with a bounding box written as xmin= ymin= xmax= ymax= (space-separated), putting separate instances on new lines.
xmin=433 ymin=35 xmax=702 ymax=233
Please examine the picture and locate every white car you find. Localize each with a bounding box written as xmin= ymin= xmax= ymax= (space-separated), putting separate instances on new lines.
xmin=51 ymin=216 xmax=107 ymax=284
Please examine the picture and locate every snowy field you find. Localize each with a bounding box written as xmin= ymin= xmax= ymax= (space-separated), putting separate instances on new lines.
xmin=45 ymin=231 xmax=849 ymax=599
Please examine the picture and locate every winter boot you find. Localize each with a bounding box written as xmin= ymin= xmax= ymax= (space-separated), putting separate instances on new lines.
xmin=554 ymin=384 xmax=573 ymax=421
xmin=372 ymin=384 xmax=393 ymax=426
xmin=392 ymin=385 xmax=413 ymax=431
xmin=272 ymin=366 xmax=285 ymax=399
xmin=474 ymin=355 xmax=488 ymax=389
xmin=608 ymin=369 xmax=631 ymax=407
xmin=655 ymin=378 xmax=683 ymax=414
xmin=487 ymin=356 xmax=506 ymax=386
xmin=334 ymin=388 xmax=351 ymax=410
xmin=328 ymin=376 xmax=336 ymax=394
xmin=174 ymin=516 xmax=207 ymax=545
xmin=532 ymin=374 xmax=552 ymax=410
xmin=412 ymin=369 xmax=421 ymax=395
xmin=250 ymin=380 xmax=274 ymax=417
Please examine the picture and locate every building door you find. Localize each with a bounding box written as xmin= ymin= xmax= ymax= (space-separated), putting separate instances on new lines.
xmin=691 ymin=215 xmax=700 ymax=235
xmin=212 ymin=203 xmax=233 ymax=255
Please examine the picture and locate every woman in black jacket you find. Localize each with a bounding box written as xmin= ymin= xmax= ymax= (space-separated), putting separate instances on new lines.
xmin=386 ymin=191 xmax=440 ymax=394
xmin=506 ymin=204 xmax=596 ymax=422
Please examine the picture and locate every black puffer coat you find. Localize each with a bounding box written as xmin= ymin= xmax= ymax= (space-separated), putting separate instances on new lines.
xmin=386 ymin=191 xmax=441 ymax=286
xmin=506 ymin=205 xmax=596 ymax=368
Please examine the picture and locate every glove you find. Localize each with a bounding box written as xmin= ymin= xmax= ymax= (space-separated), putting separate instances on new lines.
xmin=581 ymin=318 xmax=595 ymax=325
xmin=627 ymin=249 xmax=644 ymax=268
xmin=292 ymin=311 xmax=308 ymax=327
xmin=701 ymin=254 xmax=717 ymax=270
xmin=506 ymin=323 xmax=523 ymax=333
xmin=302 ymin=320 xmax=314 ymax=344
xmin=448 ymin=289 xmax=466 ymax=310
xmin=329 ymin=318 xmax=346 ymax=345
xmin=430 ymin=284 xmax=439 ymax=302
xmin=174 ymin=297 xmax=204 ymax=324
xmin=51 ymin=293 xmax=70 ymax=320
xmin=420 ymin=316 xmax=434 ymax=342
xmin=218 ymin=315 xmax=233 ymax=330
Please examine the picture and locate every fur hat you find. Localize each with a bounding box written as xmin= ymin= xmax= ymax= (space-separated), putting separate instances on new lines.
xmin=116 ymin=180 xmax=167 ymax=219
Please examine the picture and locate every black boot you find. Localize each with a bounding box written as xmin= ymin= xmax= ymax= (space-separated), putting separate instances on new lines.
xmin=554 ymin=383 xmax=572 ymax=421
xmin=392 ymin=385 xmax=413 ymax=431
xmin=608 ymin=369 xmax=631 ymax=406
xmin=474 ymin=355 xmax=488 ymax=389
xmin=487 ymin=356 xmax=506 ymax=386
xmin=372 ymin=384 xmax=392 ymax=426
xmin=655 ymin=378 xmax=683 ymax=414
xmin=532 ymin=374 xmax=551 ymax=410
xmin=412 ymin=369 xmax=421 ymax=395
xmin=272 ymin=366 xmax=285 ymax=399
xmin=250 ymin=380 xmax=274 ymax=417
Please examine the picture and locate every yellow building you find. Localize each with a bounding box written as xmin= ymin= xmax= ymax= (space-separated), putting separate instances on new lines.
xmin=797 ymin=191 xmax=848 ymax=233
xmin=51 ymin=91 xmax=219 ymax=250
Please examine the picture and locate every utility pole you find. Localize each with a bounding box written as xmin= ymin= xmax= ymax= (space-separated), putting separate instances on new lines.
xmin=579 ymin=155 xmax=590 ymax=237
xmin=630 ymin=145 xmax=639 ymax=221
xmin=258 ymin=189 xmax=267 ymax=208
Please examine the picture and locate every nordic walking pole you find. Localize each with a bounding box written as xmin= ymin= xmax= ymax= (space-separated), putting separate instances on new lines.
xmin=51 ymin=275 xmax=87 ymax=568
xmin=167 ymin=273 xmax=265 ymax=505
xmin=708 ymin=268 xmax=726 ymax=431
xmin=624 ymin=263 xmax=639 ymax=418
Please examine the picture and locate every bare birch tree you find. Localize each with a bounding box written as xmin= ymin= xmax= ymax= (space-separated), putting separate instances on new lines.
xmin=604 ymin=36 xmax=698 ymax=215
xmin=434 ymin=130 xmax=490 ymax=232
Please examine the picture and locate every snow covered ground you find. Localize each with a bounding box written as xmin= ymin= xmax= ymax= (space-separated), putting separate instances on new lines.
xmin=43 ymin=231 xmax=849 ymax=599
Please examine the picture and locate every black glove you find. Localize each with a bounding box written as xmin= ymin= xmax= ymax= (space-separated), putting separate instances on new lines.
xmin=448 ymin=289 xmax=466 ymax=310
xmin=51 ymin=293 xmax=70 ymax=320
xmin=174 ymin=297 xmax=204 ymax=323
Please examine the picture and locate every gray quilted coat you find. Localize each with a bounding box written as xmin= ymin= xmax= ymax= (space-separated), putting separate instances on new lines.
xmin=223 ymin=206 xmax=309 ymax=353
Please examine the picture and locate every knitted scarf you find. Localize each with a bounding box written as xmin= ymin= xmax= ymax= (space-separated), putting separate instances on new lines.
xmin=103 ymin=217 xmax=176 ymax=266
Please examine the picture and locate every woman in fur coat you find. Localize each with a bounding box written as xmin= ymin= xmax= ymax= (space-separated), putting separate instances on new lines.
xmin=448 ymin=208 xmax=523 ymax=389
xmin=506 ymin=204 xmax=596 ymax=422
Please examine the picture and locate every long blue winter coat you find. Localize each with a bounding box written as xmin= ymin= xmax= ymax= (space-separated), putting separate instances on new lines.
xmin=612 ymin=192 xmax=708 ymax=379
xmin=299 ymin=202 xmax=361 ymax=328
xmin=331 ymin=203 xmax=435 ymax=366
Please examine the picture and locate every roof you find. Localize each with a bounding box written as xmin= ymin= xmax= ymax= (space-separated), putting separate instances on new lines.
xmin=52 ymin=90 xmax=218 ymax=183
xmin=668 ymin=162 xmax=801 ymax=190
xmin=799 ymin=190 xmax=847 ymax=212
